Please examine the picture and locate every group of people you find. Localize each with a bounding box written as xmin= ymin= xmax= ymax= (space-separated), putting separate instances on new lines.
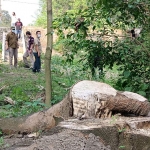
xmin=23 ymin=30 xmax=42 ymax=72
xmin=5 ymin=12 xmax=42 ymax=73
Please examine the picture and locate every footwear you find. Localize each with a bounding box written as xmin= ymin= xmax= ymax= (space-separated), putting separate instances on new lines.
xmin=24 ymin=65 xmax=30 ymax=68
xmin=32 ymin=68 xmax=36 ymax=72
xmin=29 ymin=67 xmax=33 ymax=70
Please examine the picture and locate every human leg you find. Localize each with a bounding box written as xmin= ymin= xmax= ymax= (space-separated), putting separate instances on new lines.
xmin=15 ymin=30 xmax=19 ymax=38
xmin=23 ymin=50 xmax=29 ymax=67
xmin=18 ymin=30 xmax=21 ymax=39
xmin=33 ymin=52 xmax=38 ymax=72
xmin=8 ymin=48 xmax=14 ymax=69
xmin=29 ymin=52 xmax=34 ymax=68
xmin=37 ymin=56 xmax=41 ymax=72
xmin=14 ymin=48 xmax=18 ymax=67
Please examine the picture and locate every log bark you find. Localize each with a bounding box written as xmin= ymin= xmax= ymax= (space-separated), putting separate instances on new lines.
xmin=0 ymin=93 xmax=72 ymax=134
xmin=106 ymin=93 xmax=150 ymax=116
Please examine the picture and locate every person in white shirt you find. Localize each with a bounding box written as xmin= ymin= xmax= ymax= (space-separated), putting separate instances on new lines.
xmin=11 ymin=12 xmax=17 ymax=27
xmin=32 ymin=31 xmax=42 ymax=73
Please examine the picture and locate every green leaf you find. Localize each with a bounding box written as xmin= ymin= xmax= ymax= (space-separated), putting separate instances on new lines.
xmin=125 ymin=87 xmax=132 ymax=92
xmin=137 ymin=91 xmax=146 ymax=96
xmin=123 ymin=71 xmax=130 ymax=78
xmin=78 ymin=9 xmax=82 ymax=13
xmin=119 ymin=145 xmax=125 ymax=149
xmin=136 ymin=0 xmax=140 ymax=2
xmin=128 ymin=4 xmax=133 ymax=8
xmin=140 ymin=84 xmax=149 ymax=91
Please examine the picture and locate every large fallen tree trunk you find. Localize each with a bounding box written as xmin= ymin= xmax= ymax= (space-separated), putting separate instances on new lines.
xmin=0 ymin=80 xmax=149 ymax=134
xmin=0 ymin=93 xmax=73 ymax=134
xmin=71 ymin=80 xmax=150 ymax=119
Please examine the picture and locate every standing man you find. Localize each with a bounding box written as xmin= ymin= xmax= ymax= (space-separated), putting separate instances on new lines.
xmin=23 ymin=31 xmax=34 ymax=69
xmin=15 ymin=18 xmax=23 ymax=39
xmin=5 ymin=26 xmax=19 ymax=69
xmin=33 ymin=31 xmax=42 ymax=72
xmin=11 ymin=12 xmax=17 ymax=27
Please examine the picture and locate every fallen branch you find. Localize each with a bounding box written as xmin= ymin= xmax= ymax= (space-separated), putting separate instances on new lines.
xmin=134 ymin=39 xmax=150 ymax=57
xmin=4 ymin=97 xmax=16 ymax=105
xmin=0 ymin=85 xmax=7 ymax=94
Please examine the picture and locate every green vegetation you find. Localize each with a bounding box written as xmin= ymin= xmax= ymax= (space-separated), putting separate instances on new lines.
xmin=119 ymin=146 xmax=125 ymax=149
xmin=0 ymin=10 xmax=11 ymax=27
xmin=35 ymin=0 xmax=87 ymax=27
xmin=0 ymin=55 xmax=118 ymax=118
xmin=52 ymin=0 xmax=150 ymax=99
xmin=0 ymin=65 xmax=46 ymax=117
xmin=1 ymin=0 xmax=150 ymax=118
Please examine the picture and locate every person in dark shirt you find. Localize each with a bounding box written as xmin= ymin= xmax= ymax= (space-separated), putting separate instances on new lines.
xmin=15 ymin=18 xmax=23 ymax=39
xmin=23 ymin=31 xmax=34 ymax=68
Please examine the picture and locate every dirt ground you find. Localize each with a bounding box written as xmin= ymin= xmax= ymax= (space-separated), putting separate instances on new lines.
xmin=1 ymin=129 xmax=111 ymax=150
xmin=1 ymin=117 xmax=150 ymax=150
xmin=1 ymin=118 xmax=113 ymax=150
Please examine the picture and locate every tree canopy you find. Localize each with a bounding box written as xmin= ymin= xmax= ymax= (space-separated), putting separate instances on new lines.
xmin=0 ymin=10 xmax=11 ymax=27
xmin=35 ymin=0 xmax=88 ymax=28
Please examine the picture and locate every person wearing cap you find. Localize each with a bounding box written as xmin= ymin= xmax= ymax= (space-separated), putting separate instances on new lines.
xmin=5 ymin=26 xmax=19 ymax=69
xmin=32 ymin=31 xmax=42 ymax=72
xmin=23 ymin=31 xmax=34 ymax=69
xmin=15 ymin=18 xmax=23 ymax=39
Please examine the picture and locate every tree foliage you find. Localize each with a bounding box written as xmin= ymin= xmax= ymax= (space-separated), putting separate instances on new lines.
xmin=53 ymin=0 xmax=150 ymax=99
xmin=35 ymin=0 xmax=47 ymax=28
xmin=0 ymin=10 xmax=11 ymax=27
xmin=35 ymin=0 xmax=87 ymax=27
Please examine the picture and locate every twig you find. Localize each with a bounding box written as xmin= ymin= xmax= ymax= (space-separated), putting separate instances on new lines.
xmin=4 ymin=97 xmax=16 ymax=105
xmin=0 ymin=85 xmax=7 ymax=93
xmin=134 ymin=39 xmax=150 ymax=57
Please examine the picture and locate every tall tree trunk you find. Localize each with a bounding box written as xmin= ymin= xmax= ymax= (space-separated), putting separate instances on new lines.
xmin=45 ymin=0 xmax=53 ymax=106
